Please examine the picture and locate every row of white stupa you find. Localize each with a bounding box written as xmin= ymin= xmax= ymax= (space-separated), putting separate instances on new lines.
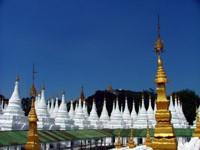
xmin=0 ymin=76 xmax=189 ymax=131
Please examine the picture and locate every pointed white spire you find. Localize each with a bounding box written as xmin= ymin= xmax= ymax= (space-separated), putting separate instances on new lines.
xmin=55 ymin=90 xmax=74 ymax=130
xmin=68 ymin=97 xmax=75 ymax=119
xmin=0 ymin=75 xmax=28 ymax=131
xmin=169 ymin=93 xmax=181 ymax=128
xmin=51 ymin=94 xmax=59 ymax=118
xmin=133 ymin=94 xmax=150 ymax=129
xmin=108 ymin=96 xmax=126 ymax=129
xmin=83 ymin=101 xmax=89 ymax=118
xmin=49 ymin=96 xmax=55 ymax=115
xmin=110 ymin=100 xmax=116 ymax=118
xmin=123 ymin=96 xmax=132 ymax=128
xmin=47 ymin=98 xmax=50 ymax=113
xmin=121 ymin=103 xmax=123 ymax=116
xmin=100 ymin=97 xmax=110 ymax=127
xmin=131 ymin=98 xmax=137 ymax=121
xmin=147 ymin=94 xmax=156 ymax=128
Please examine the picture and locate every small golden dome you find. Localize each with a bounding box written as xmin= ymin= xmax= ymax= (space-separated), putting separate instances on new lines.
xmin=16 ymin=74 xmax=19 ymax=81
xmin=62 ymin=90 xmax=65 ymax=95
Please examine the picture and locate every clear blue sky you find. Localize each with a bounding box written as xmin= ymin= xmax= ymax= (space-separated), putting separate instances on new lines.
xmin=0 ymin=0 xmax=200 ymax=100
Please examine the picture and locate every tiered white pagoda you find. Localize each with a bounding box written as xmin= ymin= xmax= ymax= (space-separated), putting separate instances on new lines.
xmin=131 ymin=99 xmax=137 ymax=122
xmin=147 ymin=95 xmax=156 ymax=128
xmin=122 ymin=96 xmax=132 ymax=128
xmin=169 ymin=93 xmax=182 ymax=128
xmin=51 ymin=94 xmax=59 ymax=118
xmin=0 ymin=75 xmax=28 ymax=131
xmin=36 ymin=85 xmax=56 ymax=130
xmin=55 ymin=90 xmax=76 ymax=130
xmin=107 ymin=96 xmax=126 ymax=129
xmin=178 ymin=97 xmax=188 ymax=128
xmin=73 ymin=89 xmax=91 ymax=129
xmin=100 ymin=97 xmax=110 ymax=128
xmin=133 ymin=94 xmax=151 ymax=129
xmin=88 ymin=98 xmax=103 ymax=129
xmin=68 ymin=98 xmax=75 ymax=119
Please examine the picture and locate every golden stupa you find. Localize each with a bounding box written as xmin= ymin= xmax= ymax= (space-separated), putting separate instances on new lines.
xmin=151 ymin=15 xmax=177 ymax=150
xmin=115 ymin=129 xmax=122 ymax=149
xmin=143 ymin=121 xmax=152 ymax=147
xmin=127 ymin=127 xmax=136 ymax=148
xmin=25 ymin=66 xmax=41 ymax=150
xmin=192 ymin=106 xmax=200 ymax=138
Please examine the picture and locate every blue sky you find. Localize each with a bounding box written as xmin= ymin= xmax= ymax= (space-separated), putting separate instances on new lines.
xmin=0 ymin=0 xmax=200 ymax=100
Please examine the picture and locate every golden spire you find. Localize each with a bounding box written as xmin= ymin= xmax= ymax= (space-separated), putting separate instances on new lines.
xmin=26 ymin=64 xmax=41 ymax=150
xmin=93 ymin=97 xmax=96 ymax=103
xmin=52 ymin=96 xmax=54 ymax=99
xmin=104 ymin=96 xmax=106 ymax=101
xmin=62 ymin=90 xmax=65 ymax=95
xmin=115 ymin=129 xmax=122 ymax=149
xmin=149 ymin=94 xmax=151 ymax=99
xmin=38 ymin=90 xmax=41 ymax=94
xmin=142 ymin=93 xmax=144 ymax=99
xmin=170 ymin=92 xmax=173 ymax=96
xmin=56 ymin=93 xmax=58 ymax=97
xmin=143 ymin=121 xmax=152 ymax=147
xmin=152 ymin=15 xmax=177 ymax=150
xmin=42 ymin=82 xmax=45 ymax=90
xmin=127 ymin=127 xmax=136 ymax=148
xmin=116 ymin=95 xmax=119 ymax=101
xmin=107 ymin=83 xmax=113 ymax=91
xmin=192 ymin=106 xmax=200 ymax=138
xmin=71 ymin=97 xmax=73 ymax=101
xmin=125 ymin=95 xmax=128 ymax=100
xmin=79 ymin=86 xmax=85 ymax=100
xmin=154 ymin=14 xmax=164 ymax=53
xmin=16 ymin=73 xmax=19 ymax=81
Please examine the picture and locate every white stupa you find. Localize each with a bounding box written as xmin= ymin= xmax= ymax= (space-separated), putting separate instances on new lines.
xmin=178 ymin=97 xmax=189 ymax=128
xmin=131 ymin=99 xmax=137 ymax=122
xmin=121 ymin=103 xmax=124 ymax=116
xmin=168 ymin=93 xmax=181 ymax=128
xmin=110 ymin=100 xmax=116 ymax=118
xmin=49 ymin=96 xmax=55 ymax=115
xmin=0 ymin=99 xmax=2 ymax=115
xmin=68 ymin=98 xmax=75 ymax=119
xmin=147 ymin=95 xmax=156 ymax=128
xmin=74 ymin=100 xmax=78 ymax=115
xmin=47 ymin=98 xmax=50 ymax=113
xmin=55 ymin=90 xmax=75 ymax=130
xmin=73 ymin=97 xmax=90 ymax=129
xmin=0 ymin=75 xmax=28 ymax=131
xmin=88 ymin=98 xmax=103 ymax=129
xmin=107 ymin=96 xmax=126 ymax=129
xmin=174 ymin=94 xmax=181 ymax=119
xmin=133 ymin=94 xmax=151 ymax=129
xmin=35 ymin=91 xmax=41 ymax=110
xmin=100 ymin=97 xmax=110 ymax=128
xmin=83 ymin=100 xmax=89 ymax=118
xmin=122 ymin=96 xmax=132 ymax=128
xmin=51 ymin=94 xmax=59 ymax=118
xmin=36 ymin=85 xmax=56 ymax=130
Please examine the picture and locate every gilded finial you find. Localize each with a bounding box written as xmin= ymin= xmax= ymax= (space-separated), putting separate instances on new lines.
xmin=16 ymin=73 xmax=19 ymax=81
xmin=71 ymin=97 xmax=73 ymax=101
xmin=133 ymin=98 xmax=135 ymax=103
xmin=62 ymin=90 xmax=65 ymax=95
xmin=42 ymin=84 xmax=45 ymax=90
xmin=104 ymin=96 xmax=106 ymax=101
xmin=116 ymin=96 xmax=119 ymax=101
xmin=93 ymin=97 xmax=96 ymax=103
xmin=149 ymin=94 xmax=151 ymax=99
xmin=142 ymin=93 xmax=144 ymax=99
xmin=127 ymin=127 xmax=136 ymax=148
xmin=48 ymin=97 xmax=50 ymax=101
xmin=52 ymin=96 xmax=54 ymax=99
xmin=125 ymin=95 xmax=128 ymax=100
xmin=170 ymin=92 xmax=173 ymax=96
xmin=143 ymin=120 xmax=152 ymax=147
xmin=115 ymin=129 xmax=122 ymax=149
xmin=56 ymin=93 xmax=58 ymax=97
xmin=79 ymin=86 xmax=85 ymax=100
xmin=154 ymin=14 xmax=164 ymax=53
xmin=38 ymin=90 xmax=41 ymax=94
xmin=175 ymin=93 xmax=177 ymax=99
xmin=113 ymin=99 xmax=116 ymax=103
xmin=107 ymin=82 xmax=113 ymax=91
